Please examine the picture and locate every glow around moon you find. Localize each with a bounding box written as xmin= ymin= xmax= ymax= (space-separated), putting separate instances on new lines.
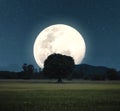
xmin=33 ymin=24 xmax=86 ymax=68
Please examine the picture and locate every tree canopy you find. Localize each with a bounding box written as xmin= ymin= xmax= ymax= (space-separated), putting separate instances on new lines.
xmin=43 ymin=53 xmax=75 ymax=82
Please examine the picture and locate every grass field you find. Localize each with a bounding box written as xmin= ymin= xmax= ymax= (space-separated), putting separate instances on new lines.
xmin=0 ymin=80 xmax=120 ymax=111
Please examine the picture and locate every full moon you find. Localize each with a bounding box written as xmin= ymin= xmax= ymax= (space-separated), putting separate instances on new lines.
xmin=33 ymin=24 xmax=86 ymax=68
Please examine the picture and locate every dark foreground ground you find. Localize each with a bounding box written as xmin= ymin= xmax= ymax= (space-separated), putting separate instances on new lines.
xmin=0 ymin=80 xmax=120 ymax=111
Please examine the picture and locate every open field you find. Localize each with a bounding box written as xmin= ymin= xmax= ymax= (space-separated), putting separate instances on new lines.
xmin=0 ymin=80 xmax=120 ymax=111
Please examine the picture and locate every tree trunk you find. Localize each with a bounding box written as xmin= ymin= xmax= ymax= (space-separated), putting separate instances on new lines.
xmin=57 ymin=78 xmax=62 ymax=83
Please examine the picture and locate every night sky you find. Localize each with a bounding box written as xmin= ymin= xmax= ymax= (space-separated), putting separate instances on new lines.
xmin=0 ymin=0 xmax=120 ymax=71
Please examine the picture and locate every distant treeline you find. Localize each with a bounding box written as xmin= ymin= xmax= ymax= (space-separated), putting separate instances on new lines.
xmin=72 ymin=69 xmax=120 ymax=80
xmin=0 ymin=64 xmax=120 ymax=80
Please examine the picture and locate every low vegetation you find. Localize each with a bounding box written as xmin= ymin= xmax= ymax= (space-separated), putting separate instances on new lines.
xmin=0 ymin=80 xmax=120 ymax=111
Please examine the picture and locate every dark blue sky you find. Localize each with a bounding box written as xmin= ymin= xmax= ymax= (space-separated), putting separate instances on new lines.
xmin=0 ymin=0 xmax=120 ymax=71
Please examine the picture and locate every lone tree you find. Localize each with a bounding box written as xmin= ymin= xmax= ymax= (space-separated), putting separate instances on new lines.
xmin=43 ymin=53 xmax=75 ymax=83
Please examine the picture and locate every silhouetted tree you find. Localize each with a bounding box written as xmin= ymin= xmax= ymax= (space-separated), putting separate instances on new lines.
xmin=22 ymin=63 xmax=34 ymax=79
xmin=22 ymin=63 xmax=28 ymax=72
xmin=43 ymin=53 xmax=75 ymax=83
xmin=28 ymin=64 xmax=34 ymax=74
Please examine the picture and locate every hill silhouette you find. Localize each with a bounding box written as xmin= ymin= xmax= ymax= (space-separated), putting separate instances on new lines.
xmin=73 ymin=64 xmax=120 ymax=80
xmin=75 ymin=64 xmax=110 ymax=75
